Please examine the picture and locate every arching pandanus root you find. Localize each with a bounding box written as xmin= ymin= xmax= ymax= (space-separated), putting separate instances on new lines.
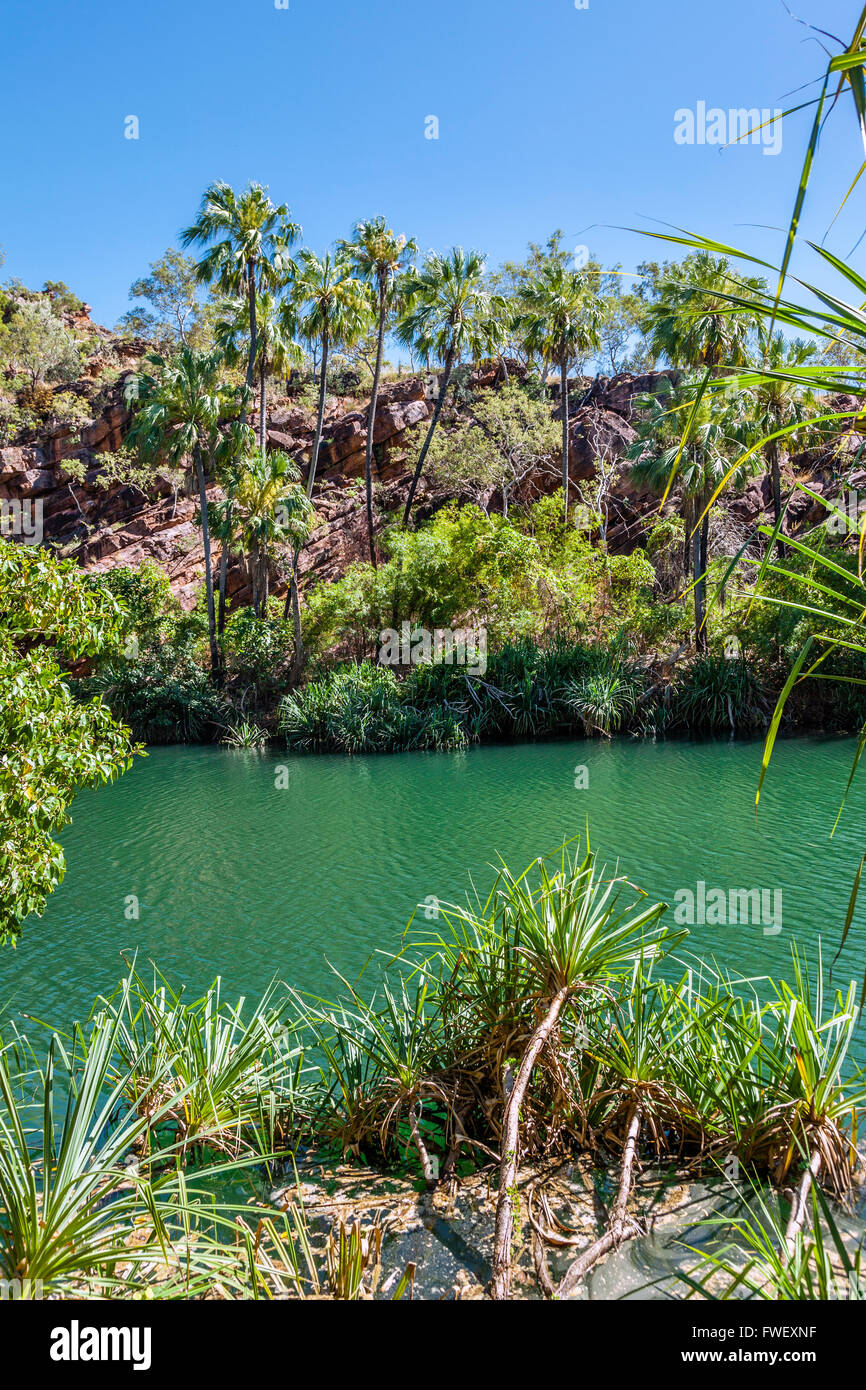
xmin=783 ymin=1147 xmax=822 ymax=1261
xmin=552 ymin=1102 xmax=645 ymax=1300
xmin=408 ymin=1103 xmax=438 ymax=1189
xmin=489 ymin=986 xmax=572 ymax=1301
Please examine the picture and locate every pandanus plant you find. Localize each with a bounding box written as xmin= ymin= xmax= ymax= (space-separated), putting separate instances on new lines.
xmin=756 ymin=957 xmax=865 ymax=1254
xmin=542 ymin=969 xmax=708 ymax=1297
xmin=289 ymin=968 xmax=446 ymax=1184
xmin=432 ymin=845 xmax=671 ymax=1300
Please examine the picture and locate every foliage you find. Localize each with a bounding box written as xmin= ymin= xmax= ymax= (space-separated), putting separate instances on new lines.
xmin=0 ymin=540 xmax=138 ymax=944
xmin=119 ymin=246 xmax=211 ymax=349
xmin=0 ymin=298 xmax=82 ymax=387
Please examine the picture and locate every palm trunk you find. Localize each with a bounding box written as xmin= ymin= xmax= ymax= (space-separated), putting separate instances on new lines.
xmin=307 ymin=333 xmax=330 ymax=499
xmin=285 ymin=332 xmax=330 ymax=674
xmin=218 ymin=537 xmax=230 ymax=637
xmin=259 ymin=351 xmax=267 ymax=459
xmin=768 ymin=439 xmax=786 ymax=559
xmin=194 ymin=442 xmax=219 ymax=673
xmin=490 ymin=985 xmax=572 ymax=1301
xmin=402 ymin=347 xmax=455 ymax=528
xmin=286 ymin=551 xmax=305 ymax=678
xmin=260 ymin=549 xmax=269 ymax=617
xmin=365 ymin=294 xmax=387 ymax=566
xmin=246 ymin=262 xmax=258 ymax=391
xmin=561 ymin=360 xmax=571 ymax=523
xmin=693 ymin=522 xmax=706 ymax=652
xmin=555 ymin=1102 xmax=643 ymax=1298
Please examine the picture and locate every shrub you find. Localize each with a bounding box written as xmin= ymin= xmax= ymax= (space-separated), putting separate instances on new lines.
xmin=671 ymin=655 xmax=766 ymax=733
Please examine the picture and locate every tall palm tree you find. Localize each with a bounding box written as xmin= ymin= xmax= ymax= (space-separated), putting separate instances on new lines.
xmin=281 ymin=251 xmax=369 ymax=654
xmin=290 ymin=250 xmax=370 ymax=500
xmin=214 ymin=290 xmax=303 ymax=457
xmin=212 ymin=449 xmax=313 ymax=620
xmin=182 ymin=182 xmax=300 ymax=632
xmin=338 ymin=218 xmax=417 ymax=565
xmin=628 ymin=382 xmax=753 ymax=650
xmin=396 ymin=248 xmax=507 ymax=528
xmin=181 ymin=181 xmax=300 ymax=391
xmin=643 ymin=252 xmax=764 ymax=372
xmin=128 ymin=348 xmax=236 ymax=671
xmin=517 ymin=264 xmax=603 ymax=523
xmin=742 ymin=332 xmax=818 ymax=555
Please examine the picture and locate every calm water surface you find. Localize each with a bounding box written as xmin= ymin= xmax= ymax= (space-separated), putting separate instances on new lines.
xmin=4 ymin=737 xmax=866 ymax=1046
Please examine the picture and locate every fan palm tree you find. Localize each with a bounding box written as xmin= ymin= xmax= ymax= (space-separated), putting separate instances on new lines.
xmin=737 ymin=333 xmax=819 ymax=556
xmin=181 ymin=181 xmax=300 ymax=392
xmin=214 ymin=290 xmax=304 ymax=457
xmin=290 ymin=250 xmax=371 ymax=500
xmin=516 ymin=264 xmax=604 ymax=522
xmin=338 ymin=217 xmax=417 ymax=564
xmin=128 ymin=348 xmax=239 ymax=671
xmin=643 ymin=252 xmax=764 ymax=372
xmin=281 ymin=251 xmax=369 ymax=657
xmin=396 ymin=248 xmax=508 ymax=528
xmin=213 ymin=449 xmax=313 ymax=620
xmin=182 ymin=183 xmax=300 ymax=634
xmin=629 ymin=382 xmax=753 ymax=649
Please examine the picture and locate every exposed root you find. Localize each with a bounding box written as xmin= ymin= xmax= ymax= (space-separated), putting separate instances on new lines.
xmin=554 ymin=1102 xmax=644 ymax=1299
xmin=489 ymin=986 xmax=572 ymax=1300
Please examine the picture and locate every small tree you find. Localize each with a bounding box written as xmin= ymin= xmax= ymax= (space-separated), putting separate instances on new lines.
xmin=420 ymin=383 xmax=558 ymax=516
xmin=119 ymin=247 xmax=209 ymax=348
xmin=0 ymin=299 xmax=81 ymax=388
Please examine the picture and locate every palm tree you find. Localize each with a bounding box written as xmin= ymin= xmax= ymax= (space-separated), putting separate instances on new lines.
xmin=181 ymin=181 xmax=300 ymax=392
xmin=517 ymin=264 xmax=603 ymax=522
xmin=290 ymin=250 xmax=370 ymax=500
xmin=643 ymin=252 xmax=764 ymax=372
xmin=128 ymin=348 xmax=236 ymax=671
xmin=629 ymin=382 xmax=753 ymax=650
xmin=213 ymin=449 xmax=313 ymax=620
xmin=182 ymin=182 xmax=300 ymax=632
xmin=214 ymin=290 xmax=303 ymax=457
xmin=741 ymin=332 xmax=818 ymax=555
xmin=281 ymin=251 xmax=369 ymax=654
xmin=338 ymin=217 xmax=417 ymax=565
xmin=396 ymin=248 xmax=508 ymax=528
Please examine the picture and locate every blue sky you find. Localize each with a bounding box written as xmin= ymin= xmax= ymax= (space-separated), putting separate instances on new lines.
xmin=1 ymin=0 xmax=863 ymax=329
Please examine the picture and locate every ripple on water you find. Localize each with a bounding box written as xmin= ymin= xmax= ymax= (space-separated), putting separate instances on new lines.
xmin=2 ymin=737 xmax=865 ymax=1060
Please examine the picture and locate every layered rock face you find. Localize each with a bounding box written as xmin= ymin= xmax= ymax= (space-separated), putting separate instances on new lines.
xmin=0 ymin=306 xmax=717 ymax=609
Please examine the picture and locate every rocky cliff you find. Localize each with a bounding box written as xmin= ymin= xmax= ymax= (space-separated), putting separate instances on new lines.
xmin=3 ymin=302 xmax=854 ymax=613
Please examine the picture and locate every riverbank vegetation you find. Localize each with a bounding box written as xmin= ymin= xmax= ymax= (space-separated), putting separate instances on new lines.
xmin=4 ymin=1 xmax=866 ymax=1305
xmin=1 ymin=847 xmax=863 ymax=1300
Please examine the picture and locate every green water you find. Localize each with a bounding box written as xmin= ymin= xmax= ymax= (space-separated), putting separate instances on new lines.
xmin=3 ymin=737 xmax=866 ymax=1047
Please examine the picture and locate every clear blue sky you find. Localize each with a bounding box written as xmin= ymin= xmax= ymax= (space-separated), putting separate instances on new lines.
xmin=1 ymin=0 xmax=863 ymax=328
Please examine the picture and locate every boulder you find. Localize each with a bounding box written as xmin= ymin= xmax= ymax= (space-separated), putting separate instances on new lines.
xmin=0 ymin=445 xmax=45 ymax=476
